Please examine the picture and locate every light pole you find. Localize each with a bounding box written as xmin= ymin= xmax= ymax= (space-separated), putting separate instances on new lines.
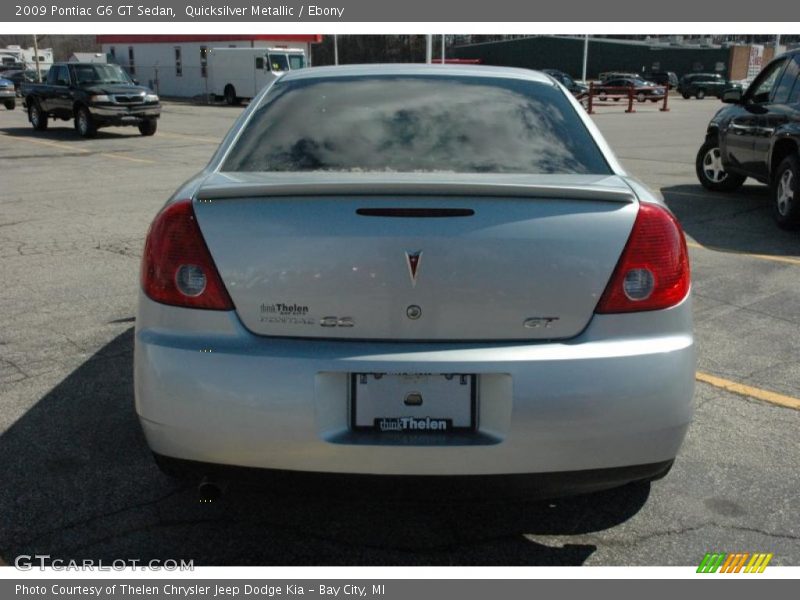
xmin=582 ymin=34 xmax=589 ymax=83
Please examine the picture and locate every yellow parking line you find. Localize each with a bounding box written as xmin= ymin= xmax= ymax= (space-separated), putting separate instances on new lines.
xmin=158 ymin=131 xmax=220 ymax=144
xmin=1 ymin=132 xmax=154 ymax=163
xmin=696 ymin=371 xmax=800 ymax=410
xmin=99 ymin=153 xmax=155 ymax=164
xmin=0 ymin=133 xmax=89 ymax=154
xmin=686 ymin=240 xmax=800 ymax=266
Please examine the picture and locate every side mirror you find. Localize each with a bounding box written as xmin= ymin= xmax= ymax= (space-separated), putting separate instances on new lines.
xmin=722 ymin=88 xmax=743 ymax=104
xmin=132 ymin=78 xmax=139 ymax=85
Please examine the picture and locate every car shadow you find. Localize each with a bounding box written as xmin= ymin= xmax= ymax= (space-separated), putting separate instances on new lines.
xmin=0 ymin=126 xmax=137 ymax=141
xmin=661 ymin=184 xmax=800 ymax=258
xmin=0 ymin=328 xmax=649 ymax=566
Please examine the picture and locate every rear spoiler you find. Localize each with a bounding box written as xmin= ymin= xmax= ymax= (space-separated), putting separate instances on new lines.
xmin=196 ymin=181 xmax=636 ymax=203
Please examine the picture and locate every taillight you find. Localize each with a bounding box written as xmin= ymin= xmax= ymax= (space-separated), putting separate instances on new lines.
xmin=595 ymin=202 xmax=690 ymax=314
xmin=141 ymin=199 xmax=234 ymax=310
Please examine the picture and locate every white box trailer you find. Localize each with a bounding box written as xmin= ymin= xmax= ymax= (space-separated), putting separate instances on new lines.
xmin=207 ymin=47 xmax=306 ymax=105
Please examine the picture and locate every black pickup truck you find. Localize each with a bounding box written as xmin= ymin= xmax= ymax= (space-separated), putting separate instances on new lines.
xmin=696 ymin=49 xmax=800 ymax=229
xmin=22 ymin=62 xmax=161 ymax=138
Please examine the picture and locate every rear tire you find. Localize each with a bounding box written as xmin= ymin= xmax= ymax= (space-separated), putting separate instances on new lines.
xmin=771 ymin=154 xmax=800 ymax=230
xmin=29 ymin=101 xmax=47 ymax=130
xmin=695 ymin=139 xmax=746 ymax=192
xmin=4 ymin=99 xmax=14 ymax=110
xmin=637 ymin=92 xmax=646 ymax=103
xmin=696 ymin=89 xmax=706 ymax=100
xmin=138 ymin=119 xmax=157 ymax=136
xmin=74 ymin=106 xmax=97 ymax=138
xmin=682 ymin=92 xmax=691 ymax=99
xmin=224 ymin=84 xmax=239 ymax=106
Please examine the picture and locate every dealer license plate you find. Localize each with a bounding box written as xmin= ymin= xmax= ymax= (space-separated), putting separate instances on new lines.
xmin=350 ymin=373 xmax=476 ymax=433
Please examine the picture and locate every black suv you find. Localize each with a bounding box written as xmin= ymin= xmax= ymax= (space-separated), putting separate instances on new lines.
xmin=643 ymin=71 xmax=679 ymax=89
xmin=695 ymin=50 xmax=800 ymax=228
xmin=679 ymin=73 xmax=741 ymax=99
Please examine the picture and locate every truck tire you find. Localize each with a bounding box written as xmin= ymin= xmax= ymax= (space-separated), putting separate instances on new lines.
xmin=138 ymin=119 xmax=157 ymax=136
xmin=4 ymin=99 xmax=14 ymax=110
xmin=224 ymin=84 xmax=240 ymax=106
xmin=74 ymin=106 xmax=97 ymax=138
xmin=696 ymin=89 xmax=706 ymax=100
xmin=695 ymin=139 xmax=746 ymax=192
xmin=771 ymin=154 xmax=800 ymax=230
xmin=29 ymin=101 xmax=48 ymax=130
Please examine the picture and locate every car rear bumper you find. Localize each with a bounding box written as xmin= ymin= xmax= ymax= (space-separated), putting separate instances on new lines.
xmin=153 ymin=453 xmax=675 ymax=499
xmin=135 ymin=292 xmax=695 ymax=477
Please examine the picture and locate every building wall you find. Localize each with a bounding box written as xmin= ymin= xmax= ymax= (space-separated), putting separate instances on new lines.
xmin=729 ymin=45 xmax=777 ymax=80
xmin=99 ymin=40 xmax=311 ymax=97
xmin=451 ymin=37 xmax=741 ymax=80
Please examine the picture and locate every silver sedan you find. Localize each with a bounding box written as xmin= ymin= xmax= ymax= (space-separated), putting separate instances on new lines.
xmin=135 ymin=65 xmax=694 ymax=498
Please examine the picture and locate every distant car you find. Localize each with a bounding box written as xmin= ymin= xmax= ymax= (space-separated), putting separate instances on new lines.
xmin=679 ymin=73 xmax=742 ymax=100
xmin=696 ymin=49 xmax=800 ymax=229
xmin=2 ymin=69 xmax=39 ymax=94
xmin=136 ymin=64 xmax=694 ymax=500
xmin=542 ymin=69 xmax=588 ymax=98
xmin=599 ymin=71 xmax=638 ymax=81
xmin=643 ymin=71 xmax=679 ymax=90
xmin=594 ymin=77 xmax=666 ymax=102
xmin=0 ymin=77 xmax=15 ymax=110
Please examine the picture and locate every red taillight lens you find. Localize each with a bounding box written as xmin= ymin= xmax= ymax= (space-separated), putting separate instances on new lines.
xmin=141 ymin=199 xmax=234 ymax=310
xmin=595 ymin=202 xmax=690 ymax=314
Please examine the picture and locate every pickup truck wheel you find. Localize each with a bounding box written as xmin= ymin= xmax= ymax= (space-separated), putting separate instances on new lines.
xmin=224 ymin=85 xmax=240 ymax=106
xmin=74 ymin=106 xmax=97 ymax=138
xmin=772 ymin=155 xmax=800 ymax=230
xmin=29 ymin=102 xmax=47 ymax=130
xmin=138 ymin=119 xmax=157 ymax=136
xmin=4 ymin=99 xmax=14 ymax=110
xmin=696 ymin=89 xmax=706 ymax=100
xmin=695 ymin=140 xmax=746 ymax=192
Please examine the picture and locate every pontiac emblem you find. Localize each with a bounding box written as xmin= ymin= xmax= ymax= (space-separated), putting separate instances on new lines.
xmin=405 ymin=250 xmax=422 ymax=287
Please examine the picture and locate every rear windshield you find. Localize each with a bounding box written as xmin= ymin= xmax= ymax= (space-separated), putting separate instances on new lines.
xmin=221 ymin=75 xmax=611 ymax=174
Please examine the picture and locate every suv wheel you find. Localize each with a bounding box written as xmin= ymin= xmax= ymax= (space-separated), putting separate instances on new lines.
xmin=74 ymin=106 xmax=97 ymax=138
xmin=695 ymin=140 xmax=746 ymax=192
xmin=29 ymin=101 xmax=48 ymax=130
xmin=224 ymin=84 xmax=239 ymax=106
xmin=696 ymin=89 xmax=706 ymax=100
xmin=636 ymin=92 xmax=646 ymax=103
xmin=138 ymin=119 xmax=157 ymax=136
xmin=772 ymin=155 xmax=800 ymax=229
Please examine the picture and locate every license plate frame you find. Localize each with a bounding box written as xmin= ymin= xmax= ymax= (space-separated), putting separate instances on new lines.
xmin=350 ymin=373 xmax=477 ymax=434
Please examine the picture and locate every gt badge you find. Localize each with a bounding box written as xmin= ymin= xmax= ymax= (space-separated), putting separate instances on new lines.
xmin=406 ymin=250 xmax=422 ymax=287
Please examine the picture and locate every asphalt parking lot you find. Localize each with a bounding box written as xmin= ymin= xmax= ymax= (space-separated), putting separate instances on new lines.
xmin=0 ymin=97 xmax=798 ymax=566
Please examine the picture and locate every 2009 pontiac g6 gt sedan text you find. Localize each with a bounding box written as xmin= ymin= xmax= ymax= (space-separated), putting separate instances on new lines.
xmin=135 ymin=65 xmax=694 ymax=497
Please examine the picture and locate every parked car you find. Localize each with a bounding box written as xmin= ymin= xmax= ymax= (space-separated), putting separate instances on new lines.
xmin=136 ymin=65 xmax=694 ymax=499
xmin=22 ymin=62 xmax=161 ymax=137
xmin=594 ymin=77 xmax=666 ymax=102
xmin=599 ymin=71 xmax=638 ymax=81
xmin=643 ymin=71 xmax=679 ymax=90
xmin=2 ymin=69 xmax=40 ymax=95
xmin=678 ymin=73 xmax=742 ymax=100
xmin=696 ymin=49 xmax=800 ymax=229
xmin=542 ymin=68 xmax=588 ymax=98
xmin=0 ymin=76 xmax=15 ymax=109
